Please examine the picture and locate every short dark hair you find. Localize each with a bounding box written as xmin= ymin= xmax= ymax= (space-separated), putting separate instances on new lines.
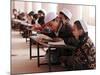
xmin=33 ymin=14 xmax=38 ymax=20
xmin=38 ymin=10 xmax=45 ymax=15
xmin=28 ymin=11 xmax=34 ymax=16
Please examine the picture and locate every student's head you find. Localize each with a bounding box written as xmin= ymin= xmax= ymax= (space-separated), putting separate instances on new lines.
xmin=13 ymin=9 xmax=18 ymax=16
xmin=38 ymin=10 xmax=46 ymax=17
xmin=27 ymin=13 xmax=33 ymax=20
xmin=28 ymin=11 xmax=34 ymax=18
xmin=13 ymin=9 xmax=17 ymax=13
xmin=59 ymin=9 xmax=72 ymax=21
xmin=29 ymin=11 xmax=34 ymax=16
xmin=44 ymin=12 xmax=59 ymax=32
xmin=72 ymin=20 xmax=88 ymax=39
xmin=20 ymin=12 xmax=25 ymax=17
xmin=33 ymin=14 xmax=38 ymax=20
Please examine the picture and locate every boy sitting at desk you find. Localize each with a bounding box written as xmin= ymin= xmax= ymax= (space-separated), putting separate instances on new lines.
xmin=71 ymin=20 xmax=96 ymax=70
xmin=41 ymin=11 xmax=79 ymax=67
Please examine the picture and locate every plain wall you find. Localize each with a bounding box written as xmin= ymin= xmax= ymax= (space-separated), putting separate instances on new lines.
xmin=12 ymin=1 xmax=95 ymax=26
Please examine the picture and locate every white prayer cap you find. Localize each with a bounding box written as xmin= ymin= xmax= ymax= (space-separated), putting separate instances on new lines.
xmin=79 ymin=20 xmax=88 ymax=32
xmin=44 ymin=12 xmax=57 ymax=24
xmin=60 ymin=9 xmax=72 ymax=20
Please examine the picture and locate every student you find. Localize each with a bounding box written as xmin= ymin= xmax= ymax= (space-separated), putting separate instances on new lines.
xmin=12 ymin=9 xmax=18 ymax=19
xmin=32 ymin=11 xmax=58 ymax=33
xmin=37 ymin=10 xmax=45 ymax=26
xmin=22 ymin=12 xmax=39 ymax=38
xmin=33 ymin=14 xmax=38 ymax=23
xmin=12 ymin=9 xmax=18 ymax=29
xmin=41 ymin=12 xmax=59 ymax=38
xmin=71 ymin=20 xmax=96 ymax=70
xmin=56 ymin=9 xmax=73 ymax=39
xmin=42 ymin=12 xmax=62 ymax=64
xmin=17 ymin=12 xmax=26 ymax=21
xmin=54 ymin=9 xmax=80 ymax=68
xmin=28 ymin=11 xmax=34 ymax=17
xmin=27 ymin=13 xmax=34 ymax=24
xmin=44 ymin=12 xmax=77 ymax=64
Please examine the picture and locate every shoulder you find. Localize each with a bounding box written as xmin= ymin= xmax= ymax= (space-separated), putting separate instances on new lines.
xmin=85 ymin=37 xmax=95 ymax=47
xmin=81 ymin=37 xmax=95 ymax=52
xmin=65 ymin=23 xmax=72 ymax=30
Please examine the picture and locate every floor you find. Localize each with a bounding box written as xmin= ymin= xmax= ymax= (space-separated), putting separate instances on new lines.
xmin=11 ymin=30 xmax=65 ymax=75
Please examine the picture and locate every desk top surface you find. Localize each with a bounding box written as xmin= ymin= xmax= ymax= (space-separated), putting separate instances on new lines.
xmin=30 ymin=34 xmax=76 ymax=49
xmin=12 ymin=19 xmax=33 ymax=26
xmin=30 ymin=34 xmax=66 ymax=47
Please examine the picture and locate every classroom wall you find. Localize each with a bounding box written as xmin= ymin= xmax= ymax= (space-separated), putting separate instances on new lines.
xmin=82 ymin=6 xmax=95 ymax=26
xmin=57 ymin=4 xmax=82 ymax=25
xmin=13 ymin=1 xmax=25 ymax=12
xmin=41 ymin=3 xmax=57 ymax=14
xmin=32 ymin=2 xmax=41 ymax=13
xmin=12 ymin=1 xmax=95 ymax=26
xmin=57 ymin=4 xmax=95 ymax=26
xmin=24 ymin=2 xmax=32 ymax=13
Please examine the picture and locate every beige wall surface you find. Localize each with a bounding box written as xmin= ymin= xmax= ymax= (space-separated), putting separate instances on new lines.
xmin=12 ymin=1 xmax=95 ymax=26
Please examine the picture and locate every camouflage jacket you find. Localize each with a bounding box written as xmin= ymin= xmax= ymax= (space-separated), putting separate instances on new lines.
xmin=73 ymin=36 xmax=96 ymax=69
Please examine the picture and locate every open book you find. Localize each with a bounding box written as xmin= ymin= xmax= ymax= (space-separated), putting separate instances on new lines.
xmin=30 ymin=34 xmax=65 ymax=46
xmin=36 ymin=34 xmax=53 ymax=41
xmin=48 ymin=40 xmax=65 ymax=45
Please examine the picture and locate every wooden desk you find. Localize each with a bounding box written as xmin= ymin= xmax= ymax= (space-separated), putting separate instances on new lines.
xmin=12 ymin=19 xmax=34 ymax=42
xmin=29 ymin=34 xmax=70 ymax=72
xmin=12 ymin=19 xmax=33 ymax=27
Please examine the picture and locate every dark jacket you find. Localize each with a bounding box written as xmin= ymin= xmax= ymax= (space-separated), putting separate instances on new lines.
xmin=38 ymin=16 xmax=45 ymax=25
xmin=73 ymin=33 xmax=96 ymax=69
xmin=58 ymin=22 xmax=73 ymax=39
xmin=31 ymin=19 xmax=35 ymax=25
xmin=41 ymin=28 xmax=56 ymax=38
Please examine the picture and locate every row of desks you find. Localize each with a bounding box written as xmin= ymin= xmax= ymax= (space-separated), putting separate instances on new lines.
xmin=12 ymin=18 xmax=75 ymax=72
xmin=12 ymin=19 xmax=33 ymax=27
xmin=12 ymin=19 xmax=34 ymax=42
xmin=29 ymin=34 xmax=76 ymax=72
